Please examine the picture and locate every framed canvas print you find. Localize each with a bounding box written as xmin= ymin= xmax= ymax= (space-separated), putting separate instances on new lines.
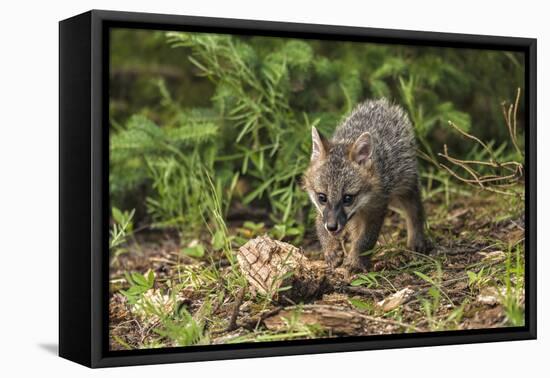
xmin=59 ymin=10 xmax=536 ymax=368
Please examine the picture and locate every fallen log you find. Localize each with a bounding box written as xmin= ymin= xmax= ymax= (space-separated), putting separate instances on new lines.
xmin=263 ymin=304 xmax=421 ymax=335
xmin=264 ymin=304 xmax=367 ymax=335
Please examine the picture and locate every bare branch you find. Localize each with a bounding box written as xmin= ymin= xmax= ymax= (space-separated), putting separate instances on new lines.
xmin=430 ymin=88 xmax=524 ymax=199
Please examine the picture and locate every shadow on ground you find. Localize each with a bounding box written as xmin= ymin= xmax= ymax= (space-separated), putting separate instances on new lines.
xmin=38 ymin=343 xmax=58 ymax=355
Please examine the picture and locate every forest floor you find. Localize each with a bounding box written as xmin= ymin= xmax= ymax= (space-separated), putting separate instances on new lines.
xmin=109 ymin=186 xmax=525 ymax=350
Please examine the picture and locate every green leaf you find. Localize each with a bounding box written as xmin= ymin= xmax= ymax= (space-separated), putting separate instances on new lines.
xmin=147 ymin=269 xmax=155 ymax=287
xmin=112 ymin=207 xmax=124 ymax=224
xmin=167 ymin=121 xmax=219 ymax=145
xmin=242 ymin=178 xmax=275 ymax=204
xmin=349 ymin=273 xmax=378 ymax=288
xmin=243 ymin=221 xmax=264 ymax=231
xmin=350 ymin=278 xmax=368 ymax=287
xmin=181 ymin=244 xmax=205 ymax=258
xmin=435 ymin=102 xmax=471 ymax=132
xmin=348 ymin=298 xmax=372 ymax=311
xmin=124 ymin=286 xmax=147 ymax=296
xmin=131 ymin=272 xmax=149 ymax=287
xmin=211 ymin=230 xmax=225 ymax=251
xmin=233 ymin=236 xmax=248 ymax=246
xmin=285 ymin=227 xmax=302 ymax=236
xmin=414 ymin=271 xmax=436 ymax=286
xmin=124 ymin=271 xmax=134 ymax=286
xmin=428 ymin=286 xmax=440 ymax=300
xmin=467 ymin=271 xmax=477 ymax=286
xmin=277 ymin=285 xmax=292 ymax=292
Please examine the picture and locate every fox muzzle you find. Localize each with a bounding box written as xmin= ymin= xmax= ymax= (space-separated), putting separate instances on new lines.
xmin=323 ymin=203 xmax=347 ymax=235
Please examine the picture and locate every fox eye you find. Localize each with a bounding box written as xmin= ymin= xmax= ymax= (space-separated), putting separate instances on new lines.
xmin=317 ymin=193 xmax=327 ymax=204
xmin=343 ymin=194 xmax=354 ymax=206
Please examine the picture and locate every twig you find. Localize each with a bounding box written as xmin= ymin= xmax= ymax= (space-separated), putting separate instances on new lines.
xmin=343 ymin=286 xmax=387 ymax=298
xmin=501 ymin=88 xmax=523 ymax=158
xmin=424 ymin=89 xmax=524 ymax=198
xmin=440 ymin=146 xmax=484 ymax=188
xmin=226 ymin=287 xmax=247 ymax=332
xmin=447 ymin=121 xmax=497 ymax=163
xmin=244 ymin=306 xmax=284 ymax=331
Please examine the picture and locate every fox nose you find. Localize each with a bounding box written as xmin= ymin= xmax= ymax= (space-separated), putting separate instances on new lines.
xmin=325 ymin=222 xmax=339 ymax=233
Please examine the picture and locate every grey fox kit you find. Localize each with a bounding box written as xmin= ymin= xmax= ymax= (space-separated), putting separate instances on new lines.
xmin=303 ymin=99 xmax=431 ymax=273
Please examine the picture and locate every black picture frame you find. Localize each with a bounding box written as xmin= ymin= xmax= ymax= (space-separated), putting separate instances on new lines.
xmin=59 ymin=9 xmax=537 ymax=368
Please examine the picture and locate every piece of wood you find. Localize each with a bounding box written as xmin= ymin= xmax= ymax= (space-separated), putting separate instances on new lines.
xmin=263 ymin=304 xmax=421 ymax=335
xmin=376 ymin=287 xmax=415 ymax=312
xmin=263 ymin=304 xmax=367 ymax=335
xmin=226 ymin=287 xmax=246 ymax=332
xmin=237 ymin=236 xmax=330 ymax=304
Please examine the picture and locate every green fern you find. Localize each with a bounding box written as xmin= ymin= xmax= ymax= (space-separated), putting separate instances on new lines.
xmin=110 ymin=105 xmax=221 ymax=233
xmin=111 ymin=114 xmax=218 ymax=160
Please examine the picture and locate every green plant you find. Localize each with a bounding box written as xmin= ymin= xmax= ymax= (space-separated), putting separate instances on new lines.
xmin=466 ymin=267 xmax=492 ymax=291
xmin=121 ymin=269 xmax=155 ymax=305
xmin=398 ymin=75 xmax=471 ymax=161
xmin=350 ymin=271 xmax=397 ymax=292
xmin=165 ymin=32 xmax=329 ymax=237
xmin=110 ymin=113 xmax=219 ymax=231
xmin=109 ymin=207 xmax=135 ymax=265
xmin=350 ymin=272 xmax=381 ymax=288
xmin=414 ymin=260 xmax=458 ymax=331
xmin=154 ymin=308 xmax=206 ymax=347
xmin=120 ymin=272 xmax=208 ymax=347
xmin=181 ymin=241 xmax=206 ymax=258
xmin=348 ymin=297 xmax=375 ymax=313
xmin=501 ymin=244 xmax=525 ymax=326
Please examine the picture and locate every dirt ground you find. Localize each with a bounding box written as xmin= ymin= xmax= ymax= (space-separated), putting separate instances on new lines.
xmin=109 ymin=188 xmax=525 ymax=350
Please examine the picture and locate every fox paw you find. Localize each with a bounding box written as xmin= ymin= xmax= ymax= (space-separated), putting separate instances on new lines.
xmin=324 ymin=249 xmax=344 ymax=270
xmin=342 ymin=257 xmax=369 ymax=274
xmin=409 ymin=237 xmax=434 ymax=254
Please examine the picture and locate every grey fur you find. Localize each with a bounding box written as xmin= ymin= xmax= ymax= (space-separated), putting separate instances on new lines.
xmin=333 ymin=98 xmax=418 ymax=195
xmin=303 ymin=99 xmax=431 ymax=273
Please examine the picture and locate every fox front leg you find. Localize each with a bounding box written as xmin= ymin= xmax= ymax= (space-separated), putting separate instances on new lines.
xmin=343 ymin=204 xmax=387 ymax=273
xmin=316 ymin=217 xmax=344 ymax=269
xmin=394 ymin=186 xmax=432 ymax=254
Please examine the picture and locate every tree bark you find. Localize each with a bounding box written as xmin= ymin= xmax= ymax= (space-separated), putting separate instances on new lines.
xmin=237 ymin=235 xmax=331 ymax=304
xmin=263 ymin=304 xmax=368 ymax=335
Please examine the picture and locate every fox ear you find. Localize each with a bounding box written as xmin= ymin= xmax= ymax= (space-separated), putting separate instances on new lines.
xmin=311 ymin=127 xmax=328 ymax=161
xmin=350 ymin=132 xmax=374 ymax=165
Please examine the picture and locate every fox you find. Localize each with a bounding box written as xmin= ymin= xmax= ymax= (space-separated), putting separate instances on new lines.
xmin=303 ymin=99 xmax=431 ymax=273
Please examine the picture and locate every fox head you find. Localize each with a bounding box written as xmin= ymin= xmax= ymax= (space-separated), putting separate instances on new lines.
xmin=303 ymin=127 xmax=379 ymax=235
